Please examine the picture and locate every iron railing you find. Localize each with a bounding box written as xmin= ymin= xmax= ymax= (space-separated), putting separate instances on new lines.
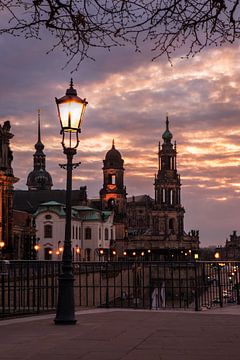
xmin=0 ymin=260 xmax=240 ymax=318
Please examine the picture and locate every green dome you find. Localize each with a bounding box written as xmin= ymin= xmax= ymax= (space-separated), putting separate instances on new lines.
xmin=162 ymin=129 xmax=172 ymax=141
xmin=162 ymin=116 xmax=172 ymax=142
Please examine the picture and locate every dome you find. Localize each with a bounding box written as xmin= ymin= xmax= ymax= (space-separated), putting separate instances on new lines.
xmin=35 ymin=140 xmax=44 ymax=152
xmin=104 ymin=140 xmax=124 ymax=169
xmin=27 ymin=168 xmax=53 ymax=190
xmin=162 ymin=129 xmax=173 ymax=142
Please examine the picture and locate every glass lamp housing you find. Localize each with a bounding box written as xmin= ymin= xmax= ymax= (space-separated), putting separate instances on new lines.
xmin=56 ymin=80 xmax=87 ymax=149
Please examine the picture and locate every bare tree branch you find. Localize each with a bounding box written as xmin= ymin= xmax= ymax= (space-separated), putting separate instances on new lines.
xmin=0 ymin=1 xmax=239 ymax=68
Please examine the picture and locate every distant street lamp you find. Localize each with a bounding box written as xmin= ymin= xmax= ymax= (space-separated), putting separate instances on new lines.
xmin=214 ymin=251 xmax=220 ymax=260
xmin=0 ymin=241 xmax=5 ymax=259
xmin=54 ymin=79 xmax=87 ymax=325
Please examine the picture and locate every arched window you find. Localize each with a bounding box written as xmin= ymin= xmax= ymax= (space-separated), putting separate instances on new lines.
xmin=44 ymin=224 xmax=52 ymax=238
xmin=105 ymin=228 xmax=109 ymax=241
xmin=85 ymin=227 xmax=92 ymax=240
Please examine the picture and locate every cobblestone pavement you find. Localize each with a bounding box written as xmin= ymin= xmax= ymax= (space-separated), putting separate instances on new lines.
xmin=1 ymin=307 xmax=240 ymax=360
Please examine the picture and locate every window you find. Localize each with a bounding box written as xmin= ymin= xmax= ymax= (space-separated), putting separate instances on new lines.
xmin=105 ymin=228 xmax=109 ymax=241
xmin=44 ymin=224 xmax=52 ymax=238
xmin=162 ymin=189 xmax=165 ymax=203
xmin=85 ymin=227 xmax=92 ymax=240
xmin=45 ymin=214 xmax=52 ymax=220
xmin=111 ymin=174 xmax=116 ymax=184
xmin=169 ymin=218 xmax=175 ymax=234
xmin=111 ymin=229 xmax=113 ymax=240
xmin=72 ymin=226 xmax=75 ymax=239
xmin=99 ymin=228 xmax=101 ymax=240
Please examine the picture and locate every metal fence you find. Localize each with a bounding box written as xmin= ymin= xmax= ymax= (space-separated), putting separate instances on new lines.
xmin=0 ymin=260 xmax=240 ymax=318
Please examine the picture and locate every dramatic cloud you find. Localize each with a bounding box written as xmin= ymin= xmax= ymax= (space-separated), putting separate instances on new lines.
xmin=1 ymin=33 xmax=240 ymax=246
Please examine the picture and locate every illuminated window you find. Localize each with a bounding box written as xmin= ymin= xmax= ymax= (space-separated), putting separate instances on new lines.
xmin=162 ymin=189 xmax=165 ymax=203
xmin=111 ymin=174 xmax=116 ymax=184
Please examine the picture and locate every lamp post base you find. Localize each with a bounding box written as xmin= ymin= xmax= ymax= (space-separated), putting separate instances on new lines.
xmin=54 ymin=319 xmax=77 ymax=325
xmin=54 ymin=273 xmax=77 ymax=325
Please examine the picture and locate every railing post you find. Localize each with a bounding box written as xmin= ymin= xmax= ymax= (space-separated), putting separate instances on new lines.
xmin=1 ymin=273 xmax=5 ymax=317
xmin=217 ymin=263 xmax=223 ymax=308
xmin=194 ymin=262 xmax=200 ymax=311
xmin=149 ymin=262 xmax=152 ymax=310
xmin=105 ymin=261 xmax=109 ymax=308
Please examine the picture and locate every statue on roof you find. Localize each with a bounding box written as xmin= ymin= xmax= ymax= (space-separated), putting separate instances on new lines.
xmin=0 ymin=121 xmax=14 ymax=175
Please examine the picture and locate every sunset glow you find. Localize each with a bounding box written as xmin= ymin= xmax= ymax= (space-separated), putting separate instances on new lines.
xmin=0 ymin=34 xmax=240 ymax=246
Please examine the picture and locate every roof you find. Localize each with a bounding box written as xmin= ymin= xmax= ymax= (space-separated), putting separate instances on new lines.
xmin=33 ymin=201 xmax=113 ymax=222
xmin=127 ymin=195 xmax=154 ymax=204
xmin=13 ymin=189 xmax=87 ymax=214
xmin=34 ymin=201 xmax=80 ymax=218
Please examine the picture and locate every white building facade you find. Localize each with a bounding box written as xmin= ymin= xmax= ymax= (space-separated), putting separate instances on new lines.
xmin=34 ymin=201 xmax=115 ymax=261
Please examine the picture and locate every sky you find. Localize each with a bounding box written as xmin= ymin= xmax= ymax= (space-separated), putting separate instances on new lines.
xmin=0 ymin=28 xmax=240 ymax=247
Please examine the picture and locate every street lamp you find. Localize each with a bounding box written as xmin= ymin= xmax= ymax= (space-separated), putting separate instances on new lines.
xmin=0 ymin=241 xmax=5 ymax=259
xmin=54 ymin=79 xmax=87 ymax=325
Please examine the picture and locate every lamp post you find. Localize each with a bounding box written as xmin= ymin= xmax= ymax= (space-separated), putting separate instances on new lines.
xmin=54 ymin=79 xmax=87 ymax=325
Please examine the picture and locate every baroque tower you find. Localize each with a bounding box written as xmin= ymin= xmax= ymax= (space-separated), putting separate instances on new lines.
xmin=153 ymin=116 xmax=184 ymax=236
xmin=27 ymin=111 xmax=53 ymax=191
xmin=100 ymin=140 xmax=127 ymax=221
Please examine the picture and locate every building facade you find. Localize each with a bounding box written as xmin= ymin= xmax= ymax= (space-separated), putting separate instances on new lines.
xmin=34 ymin=201 xmax=115 ymax=261
xmin=125 ymin=117 xmax=199 ymax=259
xmin=0 ymin=121 xmax=19 ymax=258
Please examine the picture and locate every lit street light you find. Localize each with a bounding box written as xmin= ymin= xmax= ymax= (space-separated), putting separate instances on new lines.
xmin=0 ymin=241 xmax=5 ymax=259
xmin=54 ymin=79 xmax=87 ymax=325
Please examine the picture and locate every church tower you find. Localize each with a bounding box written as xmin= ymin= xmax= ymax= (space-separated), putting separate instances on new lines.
xmin=100 ymin=140 xmax=127 ymax=220
xmin=153 ymin=116 xmax=184 ymax=236
xmin=27 ymin=111 xmax=53 ymax=191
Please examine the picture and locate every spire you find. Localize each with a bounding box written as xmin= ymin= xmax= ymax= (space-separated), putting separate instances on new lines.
xmin=158 ymin=141 xmax=161 ymax=171
xmin=162 ymin=114 xmax=172 ymax=143
xmin=26 ymin=111 xmax=53 ymax=190
xmin=112 ymin=138 xmax=115 ymax=148
xmin=38 ymin=109 xmax=41 ymax=143
xmin=166 ymin=113 xmax=169 ymax=130
xmin=35 ymin=110 xmax=44 ymax=152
